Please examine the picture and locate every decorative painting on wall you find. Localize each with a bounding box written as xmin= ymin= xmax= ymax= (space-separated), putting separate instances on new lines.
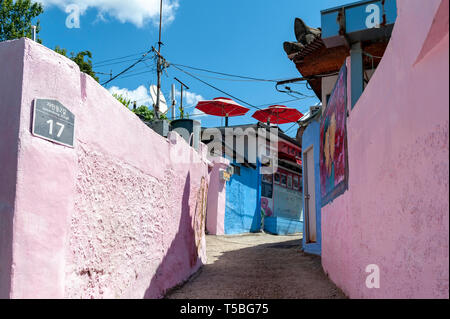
xmin=191 ymin=177 xmax=208 ymax=267
xmin=320 ymin=64 xmax=349 ymax=206
xmin=261 ymin=174 xmax=274 ymax=218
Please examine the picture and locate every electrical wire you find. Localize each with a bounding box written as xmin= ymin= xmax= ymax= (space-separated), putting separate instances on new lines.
xmin=94 ymin=56 xmax=154 ymax=68
xmin=101 ymin=48 xmax=154 ymax=86
xmin=170 ymin=64 xmax=305 ymax=127
xmin=93 ymin=51 xmax=149 ymax=66
xmin=171 ymin=63 xmax=280 ymax=83
xmin=115 ymin=68 xmax=157 ymax=80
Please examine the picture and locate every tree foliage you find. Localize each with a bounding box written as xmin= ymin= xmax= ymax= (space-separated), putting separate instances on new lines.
xmin=54 ymin=46 xmax=99 ymax=82
xmin=113 ymin=93 xmax=168 ymax=122
xmin=0 ymin=0 xmax=43 ymax=43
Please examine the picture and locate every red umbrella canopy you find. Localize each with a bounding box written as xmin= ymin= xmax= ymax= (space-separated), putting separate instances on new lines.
xmin=252 ymin=105 xmax=304 ymax=124
xmin=196 ymin=97 xmax=250 ymax=117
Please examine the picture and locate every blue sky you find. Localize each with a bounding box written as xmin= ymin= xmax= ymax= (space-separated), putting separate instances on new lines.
xmin=35 ymin=0 xmax=355 ymax=136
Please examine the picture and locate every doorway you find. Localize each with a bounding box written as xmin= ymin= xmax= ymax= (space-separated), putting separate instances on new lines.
xmin=303 ymin=146 xmax=317 ymax=243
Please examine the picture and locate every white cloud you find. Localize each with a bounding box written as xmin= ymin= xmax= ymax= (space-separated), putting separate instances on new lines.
xmin=35 ymin=0 xmax=179 ymax=28
xmin=109 ymin=85 xmax=207 ymax=118
xmin=109 ymin=85 xmax=152 ymax=108
xmin=175 ymin=89 xmax=207 ymax=118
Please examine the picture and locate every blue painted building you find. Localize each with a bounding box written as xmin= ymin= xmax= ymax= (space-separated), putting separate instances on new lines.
xmin=299 ymin=107 xmax=322 ymax=255
xmin=202 ymin=123 xmax=303 ymax=235
xmin=224 ymin=160 xmax=262 ymax=234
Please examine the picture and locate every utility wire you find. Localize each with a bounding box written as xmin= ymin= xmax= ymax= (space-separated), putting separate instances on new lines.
xmin=255 ymin=98 xmax=308 ymax=107
xmin=115 ymin=68 xmax=157 ymax=81
xmin=93 ymin=51 xmax=149 ymax=66
xmin=94 ymin=56 xmax=153 ymax=68
xmin=101 ymin=49 xmax=153 ymax=86
xmin=172 ymin=63 xmax=280 ymax=83
xmin=170 ymin=64 xmax=304 ymax=126
xmin=171 ymin=64 xmax=257 ymax=109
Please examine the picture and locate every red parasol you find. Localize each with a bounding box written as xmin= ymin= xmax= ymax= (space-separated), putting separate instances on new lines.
xmin=196 ymin=97 xmax=250 ymax=126
xmin=252 ymin=105 xmax=304 ymax=124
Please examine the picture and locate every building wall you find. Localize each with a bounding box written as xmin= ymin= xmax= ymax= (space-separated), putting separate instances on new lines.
xmin=0 ymin=39 xmax=24 ymax=298
xmin=264 ymin=217 xmax=302 ymax=235
xmin=301 ymin=119 xmax=322 ymax=256
xmin=321 ymin=0 xmax=449 ymax=298
xmin=224 ymin=162 xmax=261 ymax=234
xmin=0 ymin=38 xmax=209 ymax=299
xmin=206 ymin=157 xmax=229 ymax=235
xmin=322 ymin=70 xmax=375 ymax=110
xmin=264 ymin=184 xmax=303 ymax=235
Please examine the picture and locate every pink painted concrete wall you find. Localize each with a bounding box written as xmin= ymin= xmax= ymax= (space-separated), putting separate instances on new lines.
xmin=0 ymin=38 xmax=209 ymax=298
xmin=0 ymin=39 xmax=24 ymax=299
xmin=206 ymin=157 xmax=229 ymax=235
xmin=321 ymin=0 xmax=449 ymax=298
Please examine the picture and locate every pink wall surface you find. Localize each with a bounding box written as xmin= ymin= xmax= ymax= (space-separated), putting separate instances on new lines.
xmin=0 ymin=38 xmax=209 ymax=298
xmin=206 ymin=157 xmax=229 ymax=235
xmin=321 ymin=0 xmax=449 ymax=298
xmin=0 ymin=39 xmax=25 ymax=298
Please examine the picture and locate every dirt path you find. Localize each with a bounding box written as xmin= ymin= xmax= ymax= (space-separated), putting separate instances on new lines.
xmin=166 ymin=233 xmax=346 ymax=299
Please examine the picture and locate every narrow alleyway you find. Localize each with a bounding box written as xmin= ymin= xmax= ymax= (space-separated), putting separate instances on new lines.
xmin=165 ymin=233 xmax=346 ymax=299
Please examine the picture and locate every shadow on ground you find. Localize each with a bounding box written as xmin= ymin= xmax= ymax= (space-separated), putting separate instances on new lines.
xmin=165 ymin=234 xmax=346 ymax=299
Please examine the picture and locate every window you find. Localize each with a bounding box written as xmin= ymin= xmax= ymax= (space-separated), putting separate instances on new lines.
xmin=287 ymin=175 xmax=293 ymax=189
xmin=262 ymin=174 xmax=273 ymax=184
xmin=280 ymin=174 xmax=287 ymax=187
xmin=274 ymin=173 xmax=280 ymax=184
xmin=231 ymin=164 xmax=240 ymax=176
xmin=293 ymin=176 xmax=299 ymax=190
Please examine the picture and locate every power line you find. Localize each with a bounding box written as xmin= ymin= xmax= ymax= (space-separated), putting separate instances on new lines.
xmin=115 ymin=68 xmax=157 ymax=80
xmin=170 ymin=64 xmax=305 ymax=126
xmin=93 ymin=51 xmax=149 ymax=66
xmin=101 ymin=48 xmax=153 ymax=86
xmin=172 ymin=63 xmax=280 ymax=83
xmin=94 ymin=56 xmax=153 ymax=68
xmin=171 ymin=64 xmax=257 ymax=108
xmin=255 ymin=98 xmax=309 ymax=107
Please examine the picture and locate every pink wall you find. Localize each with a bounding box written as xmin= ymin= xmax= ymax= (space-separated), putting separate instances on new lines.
xmin=322 ymin=0 xmax=449 ymax=298
xmin=0 ymin=39 xmax=25 ymax=298
xmin=0 ymin=38 xmax=209 ymax=298
xmin=206 ymin=157 xmax=229 ymax=235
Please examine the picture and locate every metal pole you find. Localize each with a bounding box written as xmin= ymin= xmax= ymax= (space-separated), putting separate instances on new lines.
xmin=174 ymin=77 xmax=189 ymax=119
xmin=155 ymin=0 xmax=163 ymax=119
xmin=31 ymin=25 xmax=36 ymax=42
xmin=180 ymin=84 xmax=183 ymax=109
xmin=171 ymin=84 xmax=176 ymax=120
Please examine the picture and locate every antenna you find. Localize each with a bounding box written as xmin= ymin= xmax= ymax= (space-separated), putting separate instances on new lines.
xmin=155 ymin=0 xmax=163 ymax=119
xmin=174 ymin=77 xmax=189 ymax=112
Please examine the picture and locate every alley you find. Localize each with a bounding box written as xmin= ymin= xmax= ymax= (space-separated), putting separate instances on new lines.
xmin=165 ymin=234 xmax=346 ymax=299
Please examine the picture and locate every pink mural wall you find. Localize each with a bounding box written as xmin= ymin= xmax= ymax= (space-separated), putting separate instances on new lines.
xmin=206 ymin=157 xmax=229 ymax=235
xmin=0 ymin=38 xmax=210 ymax=298
xmin=321 ymin=0 xmax=449 ymax=298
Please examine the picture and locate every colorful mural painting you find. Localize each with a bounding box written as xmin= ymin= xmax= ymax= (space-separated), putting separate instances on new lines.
xmin=261 ymin=174 xmax=274 ymax=219
xmin=192 ymin=177 xmax=208 ymax=267
xmin=320 ymin=64 xmax=349 ymax=206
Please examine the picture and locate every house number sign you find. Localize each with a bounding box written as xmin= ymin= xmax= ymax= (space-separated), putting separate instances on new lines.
xmin=32 ymin=99 xmax=75 ymax=148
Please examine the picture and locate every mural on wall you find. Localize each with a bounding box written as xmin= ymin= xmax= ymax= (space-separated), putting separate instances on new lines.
xmin=320 ymin=64 xmax=349 ymax=206
xmin=261 ymin=197 xmax=273 ymax=217
xmin=261 ymin=174 xmax=274 ymax=229
xmin=191 ymin=177 xmax=208 ymax=267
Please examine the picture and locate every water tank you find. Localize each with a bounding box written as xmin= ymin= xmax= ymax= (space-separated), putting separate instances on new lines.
xmin=170 ymin=119 xmax=201 ymax=151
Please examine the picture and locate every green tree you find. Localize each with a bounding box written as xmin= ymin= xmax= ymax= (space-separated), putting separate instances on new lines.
xmin=113 ymin=93 xmax=167 ymax=122
xmin=0 ymin=0 xmax=43 ymax=43
xmin=54 ymin=46 xmax=99 ymax=82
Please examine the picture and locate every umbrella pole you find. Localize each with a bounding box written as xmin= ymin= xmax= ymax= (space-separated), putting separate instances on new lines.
xmin=225 ymin=116 xmax=229 ymax=127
